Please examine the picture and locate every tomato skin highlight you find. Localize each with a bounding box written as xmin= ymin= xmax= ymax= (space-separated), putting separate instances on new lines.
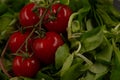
xmin=32 ymin=32 xmax=64 ymax=65
xmin=44 ymin=3 xmax=72 ymax=33
xmin=19 ymin=3 xmax=39 ymax=27
xmin=8 ymin=31 xmax=31 ymax=53
xmin=19 ymin=3 xmax=45 ymax=27
xmin=12 ymin=56 xmax=40 ymax=77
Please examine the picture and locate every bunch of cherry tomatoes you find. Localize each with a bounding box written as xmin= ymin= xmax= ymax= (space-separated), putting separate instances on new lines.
xmin=7 ymin=2 xmax=72 ymax=77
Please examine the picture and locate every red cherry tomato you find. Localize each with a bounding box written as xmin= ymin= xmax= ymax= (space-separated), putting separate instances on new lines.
xmin=8 ymin=31 xmax=32 ymax=53
xmin=44 ymin=3 xmax=72 ymax=33
xmin=32 ymin=32 xmax=64 ymax=65
xmin=12 ymin=56 xmax=40 ymax=77
xmin=19 ymin=3 xmax=44 ymax=27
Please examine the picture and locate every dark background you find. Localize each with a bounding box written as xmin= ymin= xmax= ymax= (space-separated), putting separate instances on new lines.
xmin=113 ymin=0 xmax=120 ymax=11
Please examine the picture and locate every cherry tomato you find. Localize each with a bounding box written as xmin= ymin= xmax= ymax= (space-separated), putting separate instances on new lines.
xmin=8 ymin=31 xmax=32 ymax=53
xmin=32 ymin=32 xmax=64 ymax=65
xmin=19 ymin=3 xmax=44 ymax=27
xmin=12 ymin=56 xmax=40 ymax=77
xmin=44 ymin=3 xmax=72 ymax=33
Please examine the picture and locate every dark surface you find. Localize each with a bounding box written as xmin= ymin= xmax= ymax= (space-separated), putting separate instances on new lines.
xmin=114 ymin=0 xmax=120 ymax=11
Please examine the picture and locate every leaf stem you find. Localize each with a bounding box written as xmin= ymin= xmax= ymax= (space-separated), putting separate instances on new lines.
xmin=0 ymin=40 xmax=12 ymax=78
xmin=74 ymin=41 xmax=81 ymax=53
xmin=67 ymin=11 xmax=79 ymax=39
xmin=76 ymin=53 xmax=93 ymax=66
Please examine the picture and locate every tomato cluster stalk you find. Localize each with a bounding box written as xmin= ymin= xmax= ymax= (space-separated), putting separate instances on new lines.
xmin=0 ymin=1 xmax=56 ymax=78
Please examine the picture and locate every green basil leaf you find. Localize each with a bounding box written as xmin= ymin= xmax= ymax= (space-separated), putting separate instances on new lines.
xmin=110 ymin=40 xmax=120 ymax=80
xmin=96 ymin=9 xmax=118 ymax=27
xmin=69 ymin=0 xmax=82 ymax=12
xmin=0 ymin=12 xmax=16 ymax=41
xmin=9 ymin=0 xmax=29 ymax=12
xmin=0 ymin=3 xmax=8 ymax=15
xmin=96 ymin=0 xmax=120 ymax=18
xmin=81 ymin=71 xmax=95 ymax=80
xmin=55 ymin=44 xmax=70 ymax=70
xmin=60 ymin=54 xmax=74 ymax=76
xmin=82 ymin=70 xmax=108 ymax=80
xmin=95 ymin=36 xmax=113 ymax=64
xmin=36 ymin=71 xmax=54 ymax=80
xmin=69 ymin=0 xmax=90 ymax=12
xmin=60 ymin=0 xmax=69 ymax=5
xmin=79 ymin=27 xmax=104 ymax=53
xmin=89 ymin=63 xmax=108 ymax=74
xmin=77 ymin=0 xmax=91 ymax=23
xmin=94 ymin=72 xmax=108 ymax=80
xmin=61 ymin=63 xmax=82 ymax=80
xmin=110 ymin=69 xmax=120 ymax=80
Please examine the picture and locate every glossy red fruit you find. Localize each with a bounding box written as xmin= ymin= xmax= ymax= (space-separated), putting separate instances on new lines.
xmin=32 ymin=32 xmax=64 ymax=65
xmin=19 ymin=3 xmax=44 ymax=27
xmin=8 ymin=31 xmax=32 ymax=53
xmin=44 ymin=3 xmax=72 ymax=33
xmin=12 ymin=56 xmax=40 ymax=77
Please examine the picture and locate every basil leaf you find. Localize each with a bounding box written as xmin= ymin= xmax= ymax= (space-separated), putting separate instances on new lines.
xmin=89 ymin=63 xmax=108 ymax=74
xmin=36 ymin=71 xmax=54 ymax=80
xmin=110 ymin=39 xmax=120 ymax=80
xmin=61 ymin=63 xmax=82 ymax=80
xmin=81 ymin=71 xmax=95 ymax=80
xmin=95 ymin=36 xmax=113 ymax=64
xmin=9 ymin=0 xmax=29 ymax=12
xmin=96 ymin=9 xmax=118 ymax=27
xmin=79 ymin=27 xmax=104 ymax=53
xmin=77 ymin=0 xmax=91 ymax=23
xmin=60 ymin=54 xmax=74 ymax=76
xmin=60 ymin=0 xmax=69 ymax=5
xmin=55 ymin=44 xmax=70 ymax=70
xmin=0 ymin=12 xmax=16 ymax=41
xmin=0 ymin=3 xmax=8 ymax=15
